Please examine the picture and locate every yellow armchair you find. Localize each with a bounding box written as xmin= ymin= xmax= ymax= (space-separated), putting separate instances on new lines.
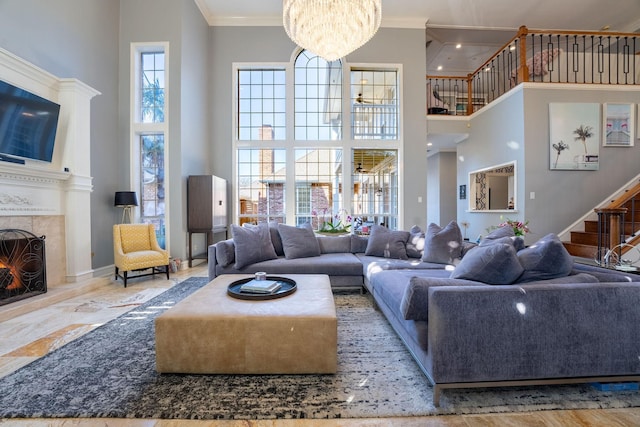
xmin=113 ymin=223 xmax=169 ymax=287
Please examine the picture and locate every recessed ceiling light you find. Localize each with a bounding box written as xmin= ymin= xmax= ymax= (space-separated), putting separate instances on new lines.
xmin=437 ymin=65 xmax=443 ymax=71
xmin=601 ymin=25 xmax=610 ymax=31
xmin=427 ymin=142 xmax=433 ymax=146
xmin=455 ymin=43 xmax=462 ymax=49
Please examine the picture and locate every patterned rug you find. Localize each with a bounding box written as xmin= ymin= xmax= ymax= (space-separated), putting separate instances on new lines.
xmin=0 ymin=276 xmax=638 ymax=420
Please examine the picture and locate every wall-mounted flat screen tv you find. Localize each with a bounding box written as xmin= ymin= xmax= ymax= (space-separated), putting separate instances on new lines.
xmin=0 ymin=80 xmax=60 ymax=163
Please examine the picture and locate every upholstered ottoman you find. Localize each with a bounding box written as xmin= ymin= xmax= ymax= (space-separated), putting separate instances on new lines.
xmin=155 ymin=274 xmax=337 ymax=374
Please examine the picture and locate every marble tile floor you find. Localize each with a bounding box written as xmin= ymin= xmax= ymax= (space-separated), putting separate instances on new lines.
xmin=1 ymin=265 xmax=639 ymax=427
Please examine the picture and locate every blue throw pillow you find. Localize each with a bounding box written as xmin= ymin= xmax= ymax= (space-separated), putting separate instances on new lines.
xmin=515 ymin=233 xmax=574 ymax=283
xmin=231 ymin=223 xmax=278 ymax=269
xmin=450 ymin=243 xmax=524 ymax=285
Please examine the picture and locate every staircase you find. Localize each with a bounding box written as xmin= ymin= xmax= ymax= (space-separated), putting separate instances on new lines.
xmin=563 ymin=183 xmax=640 ymax=261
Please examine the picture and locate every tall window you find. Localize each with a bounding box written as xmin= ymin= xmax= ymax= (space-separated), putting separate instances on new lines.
xmin=234 ymin=50 xmax=401 ymax=230
xmin=237 ymin=69 xmax=286 ymax=140
xmin=132 ymin=45 xmax=168 ymax=248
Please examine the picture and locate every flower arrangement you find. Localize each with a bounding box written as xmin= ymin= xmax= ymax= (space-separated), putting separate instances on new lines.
xmin=313 ymin=209 xmax=352 ymax=233
xmin=487 ymin=217 xmax=530 ymax=237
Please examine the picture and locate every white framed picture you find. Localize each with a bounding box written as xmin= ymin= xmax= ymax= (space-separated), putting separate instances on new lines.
xmin=549 ymin=103 xmax=600 ymax=170
xmin=603 ymin=103 xmax=634 ymax=146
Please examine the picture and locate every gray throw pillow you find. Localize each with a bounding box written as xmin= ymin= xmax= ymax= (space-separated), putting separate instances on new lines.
xmin=450 ymin=243 xmax=524 ymax=285
xmin=515 ymin=233 xmax=574 ymax=283
xmin=268 ymin=221 xmax=284 ymax=256
xmin=215 ymin=239 xmax=235 ymax=267
xmin=461 ymin=240 xmax=478 ymax=257
xmin=231 ymin=223 xmax=278 ymax=269
xmin=317 ymin=235 xmax=351 ymax=253
xmin=350 ymin=234 xmax=369 ymax=253
xmin=482 ymin=226 xmax=514 ymax=242
xmin=480 ymin=235 xmax=525 ymax=252
xmin=400 ymin=276 xmax=486 ymax=321
xmin=406 ymin=225 xmax=425 ymax=258
xmin=421 ymin=221 xmax=463 ymax=264
xmin=277 ymin=222 xmax=321 ymax=259
xmin=364 ymin=225 xmax=410 ymax=260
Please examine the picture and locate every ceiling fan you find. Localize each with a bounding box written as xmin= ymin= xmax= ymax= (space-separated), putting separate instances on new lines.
xmin=355 ymin=163 xmax=367 ymax=173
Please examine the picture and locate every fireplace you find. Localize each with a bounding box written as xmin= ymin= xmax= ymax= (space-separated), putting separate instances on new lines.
xmin=0 ymin=47 xmax=99 ymax=286
xmin=0 ymin=229 xmax=47 ymax=306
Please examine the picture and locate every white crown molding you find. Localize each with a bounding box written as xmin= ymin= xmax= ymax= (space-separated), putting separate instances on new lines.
xmin=206 ymin=15 xmax=427 ymax=28
xmin=195 ymin=0 xmax=427 ymax=29
xmin=208 ymin=15 xmax=283 ymax=27
xmin=381 ymin=17 xmax=428 ymax=29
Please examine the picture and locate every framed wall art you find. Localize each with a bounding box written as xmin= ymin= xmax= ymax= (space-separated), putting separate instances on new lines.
xmin=459 ymin=184 xmax=466 ymax=200
xmin=549 ymin=103 xmax=600 ymax=170
xmin=603 ymin=103 xmax=634 ymax=146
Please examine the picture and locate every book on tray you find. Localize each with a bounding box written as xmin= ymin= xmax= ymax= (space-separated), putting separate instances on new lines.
xmin=240 ymin=279 xmax=282 ymax=294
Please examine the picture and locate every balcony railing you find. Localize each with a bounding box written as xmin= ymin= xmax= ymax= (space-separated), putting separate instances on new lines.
xmin=428 ymin=26 xmax=640 ymax=116
xmin=352 ymin=103 xmax=397 ymax=139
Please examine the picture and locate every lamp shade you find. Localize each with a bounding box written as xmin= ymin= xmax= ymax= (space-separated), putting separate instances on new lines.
xmin=114 ymin=191 xmax=138 ymax=207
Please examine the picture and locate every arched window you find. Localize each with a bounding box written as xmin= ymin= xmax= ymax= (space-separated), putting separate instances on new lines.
xmin=294 ymin=51 xmax=342 ymax=140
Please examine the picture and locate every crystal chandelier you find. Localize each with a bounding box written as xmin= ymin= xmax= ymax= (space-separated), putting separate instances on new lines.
xmin=283 ymin=0 xmax=382 ymax=62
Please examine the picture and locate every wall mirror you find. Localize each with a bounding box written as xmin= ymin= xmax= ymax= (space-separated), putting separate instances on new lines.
xmin=468 ymin=162 xmax=516 ymax=211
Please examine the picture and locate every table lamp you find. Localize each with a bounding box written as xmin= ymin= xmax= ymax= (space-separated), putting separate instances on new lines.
xmin=114 ymin=191 xmax=138 ymax=223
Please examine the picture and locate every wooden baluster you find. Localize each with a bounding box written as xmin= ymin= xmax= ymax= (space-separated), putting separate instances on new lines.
xmin=595 ymin=207 xmax=627 ymax=262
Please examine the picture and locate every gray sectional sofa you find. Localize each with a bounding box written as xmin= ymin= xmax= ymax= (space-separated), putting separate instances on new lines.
xmin=208 ymin=221 xmax=640 ymax=405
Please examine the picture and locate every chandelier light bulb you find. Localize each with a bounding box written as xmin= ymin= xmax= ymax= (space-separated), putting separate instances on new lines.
xmin=283 ymin=0 xmax=382 ymax=62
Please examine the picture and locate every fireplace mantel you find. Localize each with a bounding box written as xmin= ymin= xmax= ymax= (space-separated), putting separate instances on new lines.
xmin=0 ymin=47 xmax=100 ymax=284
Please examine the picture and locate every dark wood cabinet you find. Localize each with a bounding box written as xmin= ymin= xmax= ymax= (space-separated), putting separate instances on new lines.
xmin=187 ymin=175 xmax=227 ymax=266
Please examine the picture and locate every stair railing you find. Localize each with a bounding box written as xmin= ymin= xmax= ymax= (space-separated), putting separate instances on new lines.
xmin=595 ymin=182 xmax=640 ymax=266
xmin=594 ymin=207 xmax=626 ymax=265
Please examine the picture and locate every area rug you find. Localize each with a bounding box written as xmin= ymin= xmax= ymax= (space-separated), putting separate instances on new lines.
xmin=0 ymin=276 xmax=638 ymax=420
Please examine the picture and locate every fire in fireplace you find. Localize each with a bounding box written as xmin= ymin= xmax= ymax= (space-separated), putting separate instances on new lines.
xmin=0 ymin=229 xmax=47 ymax=306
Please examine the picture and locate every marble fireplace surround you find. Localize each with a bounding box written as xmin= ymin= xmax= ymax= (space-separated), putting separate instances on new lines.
xmin=0 ymin=47 xmax=100 ymax=286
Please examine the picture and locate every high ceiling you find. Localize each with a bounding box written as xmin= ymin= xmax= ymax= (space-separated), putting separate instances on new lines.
xmin=195 ymin=0 xmax=640 ymax=153
xmin=196 ymin=0 xmax=640 ymax=75
xmin=196 ymin=0 xmax=640 ymax=34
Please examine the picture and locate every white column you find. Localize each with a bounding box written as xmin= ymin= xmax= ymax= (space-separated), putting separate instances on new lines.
xmin=57 ymin=79 xmax=100 ymax=282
